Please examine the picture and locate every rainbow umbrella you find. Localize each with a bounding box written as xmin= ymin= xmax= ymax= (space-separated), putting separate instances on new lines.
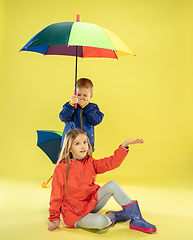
xmin=20 ymin=14 xmax=135 ymax=107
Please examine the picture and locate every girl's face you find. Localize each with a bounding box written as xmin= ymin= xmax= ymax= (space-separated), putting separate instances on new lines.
xmin=70 ymin=134 xmax=88 ymax=159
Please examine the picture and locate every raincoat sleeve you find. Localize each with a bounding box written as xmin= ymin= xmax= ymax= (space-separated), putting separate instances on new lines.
xmin=92 ymin=145 xmax=129 ymax=174
xmin=48 ymin=165 xmax=65 ymax=222
xmin=59 ymin=102 xmax=74 ymax=122
xmin=83 ymin=103 xmax=104 ymax=126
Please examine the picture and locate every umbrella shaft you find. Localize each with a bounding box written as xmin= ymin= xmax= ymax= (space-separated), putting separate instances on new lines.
xmin=75 ymin=46 xmax=78 ymax=91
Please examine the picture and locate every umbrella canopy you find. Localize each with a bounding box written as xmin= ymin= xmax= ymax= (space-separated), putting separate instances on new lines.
xmin=20 ymin=18 xmax=135 ymax=59
xmin=37 ymin=130 xmax=62 ymax=164
xmin=20 ymin=15 xmax=136 ymax=108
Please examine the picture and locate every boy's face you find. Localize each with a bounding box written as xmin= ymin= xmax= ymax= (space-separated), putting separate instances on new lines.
xmin=77 ymin=87 xmax=92 ymax=107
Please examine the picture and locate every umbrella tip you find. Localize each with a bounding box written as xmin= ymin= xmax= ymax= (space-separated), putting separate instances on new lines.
xmin=76 ymin=14 xmax=80 ymax=22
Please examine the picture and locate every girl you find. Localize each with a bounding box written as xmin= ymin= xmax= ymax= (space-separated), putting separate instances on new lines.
xmin=48 ymin=129 xmax=157 ymax=233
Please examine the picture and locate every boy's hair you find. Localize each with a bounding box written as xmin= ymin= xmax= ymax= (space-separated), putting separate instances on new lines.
xmin=77 ymin=78 xmax=93 ymax=93
xmin=56 ymin=129 xmax=92 ymax=194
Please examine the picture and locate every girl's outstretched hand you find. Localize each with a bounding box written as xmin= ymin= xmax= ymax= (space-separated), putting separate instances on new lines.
xmin=122 ymin=138 xmax=144 ymax=148
xmin=48 ymin=222 xmax=60 ymax=231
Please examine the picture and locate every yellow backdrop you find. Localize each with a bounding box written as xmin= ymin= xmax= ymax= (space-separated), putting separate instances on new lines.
xmin=0 ymin=0 xmax=193 ymax=188
xmin=1 ymin=1 xmax=193 ymax=240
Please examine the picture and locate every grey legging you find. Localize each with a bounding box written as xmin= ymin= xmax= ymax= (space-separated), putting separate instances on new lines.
xmin=75 ymin=181 xmax=132 ymax=229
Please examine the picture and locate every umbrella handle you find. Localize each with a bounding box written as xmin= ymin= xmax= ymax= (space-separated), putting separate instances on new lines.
xmin=41 ymin=176 xmax=53 ymax=188
xmin=74 ymin=91 xmax=77 ymax=109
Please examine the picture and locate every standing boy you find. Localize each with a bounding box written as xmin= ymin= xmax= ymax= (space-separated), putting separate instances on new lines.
xmin=59 ymin=78 xmax=104 ymax=151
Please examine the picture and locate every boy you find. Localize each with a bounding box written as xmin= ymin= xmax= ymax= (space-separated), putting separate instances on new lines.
xmin=59 ymin=78 xmax=104 ymax=151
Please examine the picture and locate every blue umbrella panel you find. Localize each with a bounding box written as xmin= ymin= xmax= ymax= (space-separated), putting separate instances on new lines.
xmin=37 ymin=130 xmax=63 ymax=164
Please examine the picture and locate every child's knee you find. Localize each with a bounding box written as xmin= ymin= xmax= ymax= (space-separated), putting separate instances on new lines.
xmin=94 ymin=214 xmax=111 ymax=229
xmin=107 ymin=181 xmax=119 ymax=190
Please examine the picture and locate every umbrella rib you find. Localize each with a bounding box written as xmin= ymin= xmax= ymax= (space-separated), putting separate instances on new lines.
xmin=44 ymin=46 xmax=50 ymax=56
xmin=114 ymin=50 xmax=119 ymax=60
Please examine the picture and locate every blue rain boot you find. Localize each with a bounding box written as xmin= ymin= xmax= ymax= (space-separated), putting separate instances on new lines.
xmin=122 ymin=201 xmax=157 ymax=234
xmin=105 ymin=210 xmax=130 ymax=225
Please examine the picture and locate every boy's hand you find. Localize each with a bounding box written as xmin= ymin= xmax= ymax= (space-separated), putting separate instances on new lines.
xmin=48 ymin=222 xmax=60 ymax=231
xmin=78 ymin=97 xmax=88 ymax=107
xmin=71 ymin=95 xmax=78 ymax=105
xmin=122 ymin=138 xmax=144 ymax=148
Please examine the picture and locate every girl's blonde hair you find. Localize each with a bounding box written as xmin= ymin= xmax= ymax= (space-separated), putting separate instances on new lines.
xmin=56 ymin=129 xmax=92 ymax=194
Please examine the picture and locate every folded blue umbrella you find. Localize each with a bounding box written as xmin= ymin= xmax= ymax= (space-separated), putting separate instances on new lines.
xmin=37 ymin=130 xmax=63 ymax=188
xmin=37 ymin=130 xmax=62 ymax=164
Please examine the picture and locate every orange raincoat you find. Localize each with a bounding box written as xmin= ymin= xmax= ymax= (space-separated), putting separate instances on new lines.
xmin=48 ymin=145 xmax=129 ymax=227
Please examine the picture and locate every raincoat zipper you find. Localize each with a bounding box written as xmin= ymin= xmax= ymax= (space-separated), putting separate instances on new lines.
xmin=76 ymin=160 xmax=88 ymax=196
xmin=80 ymin=108 xmax=83 ymax=130
xmin=72 ymin=202 xmax=80 ymax=215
